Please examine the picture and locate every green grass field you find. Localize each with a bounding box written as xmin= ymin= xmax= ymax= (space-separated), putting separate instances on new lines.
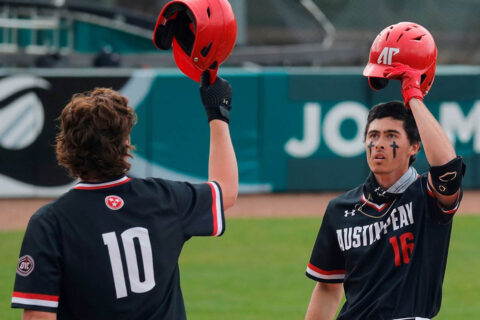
xmin=1 ymin=216 xmax=479 ymax=319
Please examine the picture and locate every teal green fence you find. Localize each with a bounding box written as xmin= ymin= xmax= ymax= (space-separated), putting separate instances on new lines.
xmin=74 ymin=21 xmax=155 ymax=53
xmin=129 ymin=66 xmax=480 ymax=192
xmin=0 ymin=67 xmax=478 ymax=196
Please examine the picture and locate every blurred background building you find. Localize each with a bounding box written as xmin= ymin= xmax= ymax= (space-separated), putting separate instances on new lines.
xmin=0 ymin=0 xmax=478 ymax=68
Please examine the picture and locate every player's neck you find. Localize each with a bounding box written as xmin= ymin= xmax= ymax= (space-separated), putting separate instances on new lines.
xmin=373 ymin=168 xmax=409 ymax=190
xmin=79 ymin=178 xmax=101 ymax=183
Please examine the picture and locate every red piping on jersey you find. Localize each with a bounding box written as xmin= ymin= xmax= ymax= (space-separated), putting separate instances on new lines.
xmin=12 ymin=291 xmax=59 ymax=301
xmin=308 ymin=263 xmax=345 ymax=275
xmin=74 ymin=177 xmax=131 ymax=190
xmin=361 ymin=194 xmax=389 ymax=212
xmin=442 ymin=206 xmax=457 ymax=215
xmin=207 ymin=182 xmax=218 ymax=236
xmin=426 ymin=182 xmax=435 ymax=198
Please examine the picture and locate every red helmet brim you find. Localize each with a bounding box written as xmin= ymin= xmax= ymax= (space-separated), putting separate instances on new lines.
xmin=363 ymin=62 xmax=390 ymax=78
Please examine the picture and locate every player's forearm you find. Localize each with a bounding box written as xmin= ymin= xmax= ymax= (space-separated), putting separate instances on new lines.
xmin=208 ymin=120 xmax=238 ymax=210
xmin=305 ymin=283 xmax=343 ymax=320
xmin=23 ymin=310 xmax=57 ymax=320
xmin=409 ymin=98 xmax=456 ymax=166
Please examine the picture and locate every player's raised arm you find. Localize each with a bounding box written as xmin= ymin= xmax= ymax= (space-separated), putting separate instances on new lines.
xmin=199 ymin=71 xmax=238 ymax=210
xmin=305 ymin=282 xmax=343 ymax=320
xmin=23 ymin=310 xmax=56 ymax=320
xmin=383 ymin=64 xmax=465 ymax=207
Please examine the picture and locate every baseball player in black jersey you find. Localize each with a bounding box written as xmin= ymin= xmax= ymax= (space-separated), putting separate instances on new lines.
xmin=11 ymin=70 xmax=238 ymax=320
xmin=305 ymin=22 xmax=466 ymax=320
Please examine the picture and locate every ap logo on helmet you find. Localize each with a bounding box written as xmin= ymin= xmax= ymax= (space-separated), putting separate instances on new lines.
xmin=377 ymin=47 xmax=400 ymax=65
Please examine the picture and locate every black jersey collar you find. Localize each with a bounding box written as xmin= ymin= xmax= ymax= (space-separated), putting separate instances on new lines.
xmin=74 ymin=176 xmax=131 ymax=190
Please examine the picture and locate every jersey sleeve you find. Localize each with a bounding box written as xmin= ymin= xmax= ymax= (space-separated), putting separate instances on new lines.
xmin=424 ymin=174 xmax=463 ymax=224
xmin=168 ymin=180 xmax=225 ymax=237
xmin=11 ymin=205 xmax=62 ymax=313
xmin=306 ymin=203 xmax=346 ymax=283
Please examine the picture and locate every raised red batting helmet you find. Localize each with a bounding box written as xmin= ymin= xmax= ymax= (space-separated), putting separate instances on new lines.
xmin=153 ymin=0 xmax=237 ymax=83
xmin=363 ymin=22 xmax=437 ymax=95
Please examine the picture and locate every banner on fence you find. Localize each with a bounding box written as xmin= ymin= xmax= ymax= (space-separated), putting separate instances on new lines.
xmin=0 ymin=67 xmax=478 ymax=197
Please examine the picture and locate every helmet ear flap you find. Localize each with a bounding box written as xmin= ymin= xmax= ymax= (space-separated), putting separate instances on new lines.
xmin=173 ymin=10 xmax=195 ymax=56
xmin=153 ymin=3 xmax=195 ymax=53
xmin=154 ymin=19 xmax=176 ymax=50
xmin=368 ymin=77 xmax=389 ymax=90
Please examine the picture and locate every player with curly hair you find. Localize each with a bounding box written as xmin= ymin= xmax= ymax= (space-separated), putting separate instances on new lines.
xmin=12 ymin=72 xmax=238 ymax=320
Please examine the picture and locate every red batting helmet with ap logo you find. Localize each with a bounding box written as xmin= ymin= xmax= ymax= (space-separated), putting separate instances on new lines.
xmin=153 ymin=0 xmax=237 ymax=83
xmin=363 ymin=22 xmax=437 ymax=95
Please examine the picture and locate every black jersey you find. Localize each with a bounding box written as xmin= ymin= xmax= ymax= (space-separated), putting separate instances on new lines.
xmin=12 ymin=176 xmax=225 ymax=320
xmin=306 ymin=173 xmax=461 ymax=320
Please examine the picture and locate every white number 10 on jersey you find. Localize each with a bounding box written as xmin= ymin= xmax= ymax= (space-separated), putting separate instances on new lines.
xmin=102 ymin=227 xmax=156 ymax=298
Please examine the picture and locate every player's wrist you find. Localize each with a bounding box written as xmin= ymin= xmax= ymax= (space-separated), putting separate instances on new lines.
xmin=209 ymin=119 xmax=230 ymax=128
xmin=402 ymin=87 xmax=423 ymax=109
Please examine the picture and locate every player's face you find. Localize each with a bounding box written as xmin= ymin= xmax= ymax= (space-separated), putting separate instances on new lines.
xmin=365 ymin=117 xmax=419 ymax=179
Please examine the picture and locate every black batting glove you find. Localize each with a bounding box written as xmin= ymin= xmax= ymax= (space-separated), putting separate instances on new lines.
xmin=199 ymin=71 xmax=232 ymax=123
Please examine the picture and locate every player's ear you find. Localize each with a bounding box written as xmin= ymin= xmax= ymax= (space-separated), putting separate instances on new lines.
xmin=410 ymin=141 xmax=421 ymax=156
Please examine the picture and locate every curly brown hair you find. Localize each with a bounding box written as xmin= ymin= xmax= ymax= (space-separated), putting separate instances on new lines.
xmin=56 ymin=88 xmax=137 ymax=181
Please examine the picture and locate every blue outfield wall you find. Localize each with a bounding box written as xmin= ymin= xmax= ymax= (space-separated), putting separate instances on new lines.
xmin=0 ymin=67 xmax=479 ymax=196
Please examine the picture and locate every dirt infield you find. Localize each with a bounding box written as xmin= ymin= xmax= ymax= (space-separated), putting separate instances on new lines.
xmin=0 ymin=191 xmax=478 ymax=230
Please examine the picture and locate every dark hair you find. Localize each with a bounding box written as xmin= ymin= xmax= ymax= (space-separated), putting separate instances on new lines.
xmin=56 ymin=88 xmax=137 ymax=181
xmin=364 ymin=101 xmax=421 ymax=165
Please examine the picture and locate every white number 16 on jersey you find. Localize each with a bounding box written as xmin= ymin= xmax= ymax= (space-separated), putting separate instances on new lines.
xmin=102 ymin=227 xmax=156 ymax=298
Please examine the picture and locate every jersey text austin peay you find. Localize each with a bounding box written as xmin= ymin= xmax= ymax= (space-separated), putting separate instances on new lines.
xmin=336 ymin=202 xmax=414 ymax=251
